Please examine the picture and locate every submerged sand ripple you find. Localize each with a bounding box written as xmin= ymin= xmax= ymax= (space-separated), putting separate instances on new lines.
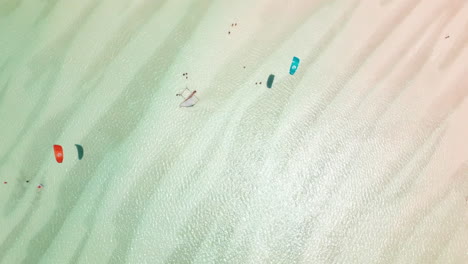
xmin=0 ymin=0 xmax=467 ymax=263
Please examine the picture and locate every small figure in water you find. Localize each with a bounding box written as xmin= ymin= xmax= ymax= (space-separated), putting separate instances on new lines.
xmin=37 ymin=184 xmax=44 ymax=189
xmin=26 ymin=180 xmax=29 ymax=183
xmin=228 ymin=31 xmax=231 ymax=34
xmin=3 ymin=182 xmax=7 ymax=184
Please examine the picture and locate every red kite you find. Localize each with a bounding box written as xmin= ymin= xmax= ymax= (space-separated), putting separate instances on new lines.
xmin=53 ymin=145 xmax=64 ymax=163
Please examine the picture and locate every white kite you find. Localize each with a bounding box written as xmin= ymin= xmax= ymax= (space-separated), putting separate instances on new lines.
xmin=176 ymin=87 xmax=199 ymax=107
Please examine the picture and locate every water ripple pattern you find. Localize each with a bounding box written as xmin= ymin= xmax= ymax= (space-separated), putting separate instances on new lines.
xmin=0 ymin=0 xmax=467 ymax=263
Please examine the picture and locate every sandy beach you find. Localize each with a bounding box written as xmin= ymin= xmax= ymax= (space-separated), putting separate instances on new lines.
xmin=0 ymin=0 xmax=467 ymax=263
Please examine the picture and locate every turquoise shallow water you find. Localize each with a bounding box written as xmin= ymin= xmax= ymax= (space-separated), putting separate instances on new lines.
xmin=1 ymin=1 xmax=468 ymax=263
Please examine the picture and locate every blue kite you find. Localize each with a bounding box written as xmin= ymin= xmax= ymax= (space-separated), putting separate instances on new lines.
xmin=289 ymin=56 xmax=300 ymax=75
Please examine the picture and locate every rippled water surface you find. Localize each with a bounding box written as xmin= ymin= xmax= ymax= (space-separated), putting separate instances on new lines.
xmin=0 ymin=0 xmax=467 ymax=263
